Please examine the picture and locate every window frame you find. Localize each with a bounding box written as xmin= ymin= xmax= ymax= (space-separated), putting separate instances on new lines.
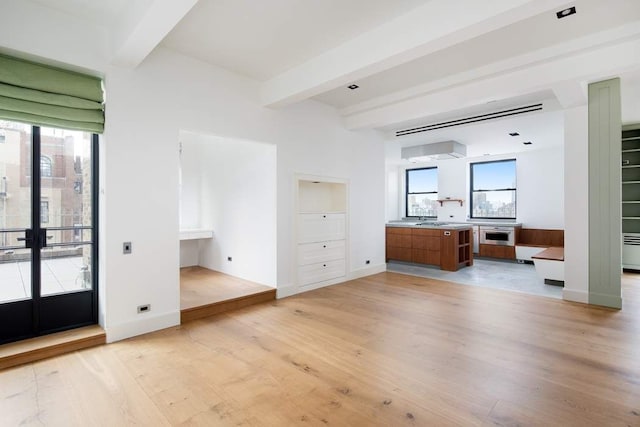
xmin=405 ymin=166 xmax=438 ymax=218
xmin=469 ymin=159 xmax=516 ymax=220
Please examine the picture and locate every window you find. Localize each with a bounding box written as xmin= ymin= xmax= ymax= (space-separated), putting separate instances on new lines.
xmin=470 ymin=159 xmax=516 ymax=219
xmin=406 ymin=167 xmax=438 ymax=217
xmin=41 ymin=200 xmax=49 ymax=223
xmin=41 ymin=156 xmax=52 ymax=177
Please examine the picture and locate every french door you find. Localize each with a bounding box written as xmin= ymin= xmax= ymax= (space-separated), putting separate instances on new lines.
xmin=0 ymin=121 xmax=98 ymax=344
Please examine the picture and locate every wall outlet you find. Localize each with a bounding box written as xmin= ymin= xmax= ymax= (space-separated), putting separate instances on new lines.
xmin=365 ymin=260 xmax=370 ymax=265
xmin=227 ymin=256 xmax=232 ymax=261
xmin=123 ymin=242 xmax=132 ymax=254
xmin=137 ymin=304 xmax=150 ymax=313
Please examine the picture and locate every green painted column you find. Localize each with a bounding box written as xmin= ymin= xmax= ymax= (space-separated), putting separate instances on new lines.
xmin=588 ymin=78 xmax=622 ymax=309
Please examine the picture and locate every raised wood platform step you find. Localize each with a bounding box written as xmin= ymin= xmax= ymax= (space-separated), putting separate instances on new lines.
xmin=181 ymin=289 xmax=276 ymax=323
xmin=180 ymin=266 xmax=277 ymax=323
xmin=0 ymin=325 xmax=105 ymax=371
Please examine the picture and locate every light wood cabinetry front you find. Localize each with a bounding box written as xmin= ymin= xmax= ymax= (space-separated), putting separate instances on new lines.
xmin=386 ymin=226 xmax=473 ymax=271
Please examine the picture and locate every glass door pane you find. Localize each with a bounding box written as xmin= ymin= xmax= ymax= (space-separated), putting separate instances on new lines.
xmin=0 ymin=121 xmax=32 ymax=304
xmin=38 ymin=127 xmax=94 ymax=296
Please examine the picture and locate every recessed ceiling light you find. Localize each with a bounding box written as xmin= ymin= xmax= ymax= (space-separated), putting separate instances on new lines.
xmin=509 ymin=132 xmax=520 ymax=137
xmin=556 ymin=6 xmax=576 ymax=19
xmin=347 ymin=84 xmax=359 ymax=90
xmin=523 ymin=141 xmax=533 ymax=145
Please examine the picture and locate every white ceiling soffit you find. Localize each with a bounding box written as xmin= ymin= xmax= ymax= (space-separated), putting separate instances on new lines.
xmin=27 ymin=0 xmax=199 ymax=68
xmin=28 ymin=0 xmax=136 ymax=28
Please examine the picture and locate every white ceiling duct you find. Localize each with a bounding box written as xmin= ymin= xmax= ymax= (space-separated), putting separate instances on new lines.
xmin=401 ymin=141 xmax=467 ymax=161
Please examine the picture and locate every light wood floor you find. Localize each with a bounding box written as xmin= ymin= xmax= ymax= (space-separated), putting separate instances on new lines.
xmin=180 ymin=266 xmax=274 ymax=310
xmin=2 ymin=272 xmax=640 ymax=426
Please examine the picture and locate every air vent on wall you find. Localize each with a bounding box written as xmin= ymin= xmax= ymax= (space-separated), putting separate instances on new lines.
xmin=395 ymin=103 xmax=543 ymax=137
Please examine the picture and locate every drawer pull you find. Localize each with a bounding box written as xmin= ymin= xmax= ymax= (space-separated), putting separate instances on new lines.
xmin=323 ymin=215 xmax=326 ymax=218
xmin=323 ymin=264 xmax=326 ymax=267
xmin=323 ymin=245 xmax=326 ymax=248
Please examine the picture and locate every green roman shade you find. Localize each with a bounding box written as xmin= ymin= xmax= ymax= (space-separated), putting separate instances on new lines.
xmin=0 ymin=54 xmax=104 ymax=133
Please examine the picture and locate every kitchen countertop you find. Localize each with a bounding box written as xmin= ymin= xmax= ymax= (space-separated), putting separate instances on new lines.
xmin=387 ymin=220 xmax=522 ymax=228
xmin=464 ymin=221 xmax=522 ymax=227
xmin=386 ymin=221 xmax=473 ymax=230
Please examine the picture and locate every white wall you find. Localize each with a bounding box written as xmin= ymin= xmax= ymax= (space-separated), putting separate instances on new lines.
xmin=387 ymin=146 xmax=565 ymax=229
xmin=98 ymin=47 xmax=385 ymax=341
xmin=179 ymin=138 xmax=203 ymax=230
xmin=183 ymin=133 xmax=278 ymax=287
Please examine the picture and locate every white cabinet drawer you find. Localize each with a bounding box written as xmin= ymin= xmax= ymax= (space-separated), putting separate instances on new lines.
xmin=297 ymin=240 xmax=345 ymax=266
xmin=298 ymin=213 xmax=345 ymax=243
xmin=297 ymin=259 xmax=346 ymax=286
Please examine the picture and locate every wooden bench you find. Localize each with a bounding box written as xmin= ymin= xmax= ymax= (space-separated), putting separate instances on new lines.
xmin=532 ymin=246 xmax=564 ymax=286
xmin=515 ymin=228 xmax=564 ymax=261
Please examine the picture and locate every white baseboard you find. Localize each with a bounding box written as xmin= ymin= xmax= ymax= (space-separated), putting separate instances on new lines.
xmin=106 ymin=310 xmax=180 ymax=343
xmin=276 ymin=284 xmax=298 ymax=299
xmin=348 ymin=263 xmax=386 ymax=280
xmin=562 ymin=288 xmax=588 ymax=304
xmin=277 ymin=264 xmax=386 ymax=299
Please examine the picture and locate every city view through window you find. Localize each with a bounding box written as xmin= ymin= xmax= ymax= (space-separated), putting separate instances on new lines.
xmin=0 ymin=120 xmax=94 ymax=303
xmin=406 ymin=167 xmax=438 ymax=217
xmin=471 ymin=159 xmax=516 ymax=218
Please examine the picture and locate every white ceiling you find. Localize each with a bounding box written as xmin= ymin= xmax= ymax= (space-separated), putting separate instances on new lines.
xmin=19 ymin=0 xmax=640 ymax=155
xmin=314 ymin=0 xmax=640 ymax=109
xmin=386 ymin=104 xmax=565 ymax=163
xmin=161 ymin=0 xmax=430 ymax=81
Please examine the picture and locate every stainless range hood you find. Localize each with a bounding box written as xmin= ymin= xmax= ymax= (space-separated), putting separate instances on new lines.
xmin=401 ymin=141 xmax=466 ymax=161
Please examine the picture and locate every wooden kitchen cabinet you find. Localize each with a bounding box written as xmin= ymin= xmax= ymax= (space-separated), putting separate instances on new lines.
xmin=479 ymin=244 xmax=516 ymax=260
xmin=386 ymin=226 xmax=472 ymax=271
xmin=411 ymin=228 xmax=441 ymax=266
xmin=386 ymin=227 xmax=412 ymax=262
xmin=441 ymin=229 xmax=473 ymax=271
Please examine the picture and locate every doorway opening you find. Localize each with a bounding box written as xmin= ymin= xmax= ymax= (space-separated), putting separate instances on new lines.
xmin=177 ymin=131 xmax=277 ymax=321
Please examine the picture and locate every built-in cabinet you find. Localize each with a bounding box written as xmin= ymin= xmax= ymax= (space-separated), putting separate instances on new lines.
xmin=296 ymin=179 xmax=347 ymax=287
xmin=479 ymin=244 xmax=516 ymax=260
xmin=386 ymin=226 xmax=473 ymax=271
xmin=622 ymin=125 xmax=640 ymax=269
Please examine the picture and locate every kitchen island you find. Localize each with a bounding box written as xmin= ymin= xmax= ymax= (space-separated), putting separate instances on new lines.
xmin=386 ymin=222 xmax=473 ymax=271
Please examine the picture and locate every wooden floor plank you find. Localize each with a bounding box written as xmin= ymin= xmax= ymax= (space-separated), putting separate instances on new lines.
xmin=2 ymin=272 xmax=640 ymax=425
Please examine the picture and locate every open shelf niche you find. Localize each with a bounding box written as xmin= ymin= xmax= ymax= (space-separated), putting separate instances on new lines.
xmin=622 ymin=126 xmax=640 ymax=233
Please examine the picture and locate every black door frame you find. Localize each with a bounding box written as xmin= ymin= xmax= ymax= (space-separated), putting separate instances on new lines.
xmin=0 ymin=127 xmax=99 ymax=344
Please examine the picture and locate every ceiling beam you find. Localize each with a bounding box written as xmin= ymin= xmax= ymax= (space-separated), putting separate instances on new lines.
xmin=342 ymin=36 xmax=640 ymax=130
xmin=111 ymin=0 xmax=199 ymax=68
xmin=260 ymin=0 xmax=569 ymax=108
